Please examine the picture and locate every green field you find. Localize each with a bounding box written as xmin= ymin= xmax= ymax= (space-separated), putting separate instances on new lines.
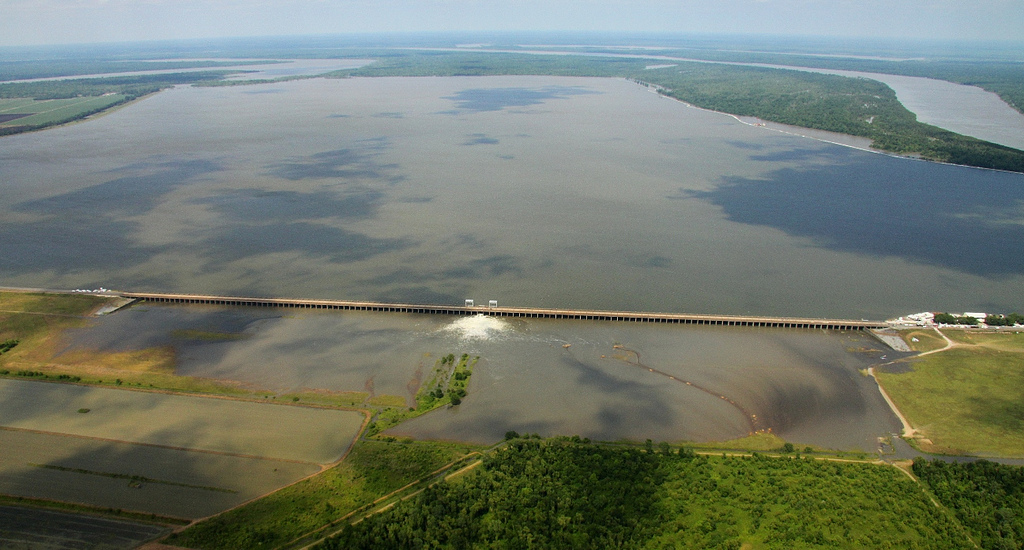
xmin=317 ymin=439 xmax=972 ymax=550
xmin=879 ymin=330 xmax=1024 ymax=456
xmin=164 ymin=439 xmax=477 ymax=549
xmin=0 ymin=428 xmax=319 ymax=519
xmin=0 ymin=95 xmax=128 ymax=129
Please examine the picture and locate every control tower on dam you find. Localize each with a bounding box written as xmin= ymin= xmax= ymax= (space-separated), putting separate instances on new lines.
xmin=119 ymin=292 xmax=887 ymax=331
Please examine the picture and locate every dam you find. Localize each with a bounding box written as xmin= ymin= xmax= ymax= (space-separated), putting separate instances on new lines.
xmin=118 ymin=291 xmax=887 ymax=331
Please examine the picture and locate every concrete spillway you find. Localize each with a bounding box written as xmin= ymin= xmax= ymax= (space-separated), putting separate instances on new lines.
xmin=119 ymin=292 xmax=886 ymax=331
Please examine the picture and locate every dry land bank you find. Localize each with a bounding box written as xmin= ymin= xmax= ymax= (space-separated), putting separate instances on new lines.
xmin=877 ymin=329 xmax=1024 ymax=457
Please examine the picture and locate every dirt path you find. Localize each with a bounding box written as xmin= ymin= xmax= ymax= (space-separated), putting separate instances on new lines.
xmin=868 ymin=327 xmax=957 ymax=439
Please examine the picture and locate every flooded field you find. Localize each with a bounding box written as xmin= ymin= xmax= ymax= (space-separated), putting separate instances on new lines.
xmin=0 ymin=378 xmax=363 ymax=463
xmin=0 ymin=505 xmax=169 ymax=549
xmin=0 ymin=428 xmax=320 ymax=518
xmin=61 ymin=304 xmax=902 ymax=451
xmin=1 ymin=76 xmax=1022 ymax=320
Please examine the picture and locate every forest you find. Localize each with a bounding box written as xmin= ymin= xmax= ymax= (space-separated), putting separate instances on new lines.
xmin=316 ymin=439 xmax=980 ymax=550
xmin=914 ymin=460 xmax=1024 ymax=550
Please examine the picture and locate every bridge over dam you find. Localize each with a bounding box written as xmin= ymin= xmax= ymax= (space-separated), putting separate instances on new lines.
xmin=118 ymin=292 xmax=888 ymax=331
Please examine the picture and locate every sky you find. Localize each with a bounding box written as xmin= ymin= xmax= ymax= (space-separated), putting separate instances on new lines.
xmin=1 ymin=0 xmax=1022 ymax=47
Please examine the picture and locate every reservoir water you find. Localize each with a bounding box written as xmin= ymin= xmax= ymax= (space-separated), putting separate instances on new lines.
xmin=1 ymin=75 xmax=1021 ymax=319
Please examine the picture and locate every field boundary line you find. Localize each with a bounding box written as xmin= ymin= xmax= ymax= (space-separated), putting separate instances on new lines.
xmin=0 ymin=426 xmax=321 ymax=466
xmin=0 ymin=371 xmax=371 ymax=414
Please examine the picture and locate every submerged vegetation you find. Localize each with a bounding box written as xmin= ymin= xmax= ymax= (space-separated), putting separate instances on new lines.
xmin=367 ymin=353 xmax=479 ymax=437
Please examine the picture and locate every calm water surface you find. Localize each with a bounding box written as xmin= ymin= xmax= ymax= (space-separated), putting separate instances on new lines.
xmin=772 ymin=66 xmax=1024 ymax=151
xmin=63 ymin=304 xmax=900 ymax=451
xmin=1 ymin=76 xmax=1021 ymax=319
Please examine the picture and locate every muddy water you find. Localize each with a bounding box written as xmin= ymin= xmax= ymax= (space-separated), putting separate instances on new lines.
xmin=63 ymin=304 xmax=901 ymax=451
xmin=2 ymin=76 xmax=1023 ymax=319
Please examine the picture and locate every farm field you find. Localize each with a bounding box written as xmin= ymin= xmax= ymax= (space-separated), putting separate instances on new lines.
xmin=0 ymin=378 xmax=364 ymax=463
xmin=0 ymin=428 xmax=320 ymax=519
xmin=879 ymin=330 xmax=1024 ymax=456
xmin=0 ymin=504 xmax=169 ymax=549
xmin=0 ymin=95 xmax=128 ymax=129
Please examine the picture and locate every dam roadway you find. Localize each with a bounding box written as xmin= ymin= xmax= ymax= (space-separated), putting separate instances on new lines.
xmin=118 ymin=291 xmax=887 ymax=331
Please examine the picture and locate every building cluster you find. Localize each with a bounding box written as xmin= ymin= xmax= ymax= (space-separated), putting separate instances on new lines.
xmin=893 ymin=311 xmax=1023 ymax=328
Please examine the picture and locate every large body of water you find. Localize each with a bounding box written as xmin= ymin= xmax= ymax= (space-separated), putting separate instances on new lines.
xmin=471 ymin=47 xmax=1024 ymax=150
xmin=1 ymin=75 xmax=1022 ymax=319
xmin=62 ymin=304 xmax=900 ymax=451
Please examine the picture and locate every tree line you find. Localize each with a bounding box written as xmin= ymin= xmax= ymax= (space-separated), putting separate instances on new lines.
xmin=316 ymin=438 xmax=977 ymax=549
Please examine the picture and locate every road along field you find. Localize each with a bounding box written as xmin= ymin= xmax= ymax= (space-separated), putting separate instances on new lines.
xmin=0 ymin=378 xmax=364 ymax=463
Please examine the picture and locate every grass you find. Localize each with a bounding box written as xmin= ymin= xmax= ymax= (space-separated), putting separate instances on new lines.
xmin=163 ymin=439 xmax=478 ymax=550
xmin=0 ymin=291 xmax=110 ymax=316
xmin=0 ymin=95 xmax=128 ymax=128
xmin=690 ymin=432 xmax=787 ymax=452
xmin=0 ymin=292 xmax=113 ymax=371
xmin=170 ymin=329 xmax=250 ymax=341
xmin=877 ymin=330 xmax=1024 ymax=456
xmin=900 ymin=328 xmax=950 ymax=353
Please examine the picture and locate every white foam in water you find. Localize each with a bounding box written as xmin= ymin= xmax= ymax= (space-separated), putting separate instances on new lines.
xmin=443 ymin=315 xmax=511 ymax=340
